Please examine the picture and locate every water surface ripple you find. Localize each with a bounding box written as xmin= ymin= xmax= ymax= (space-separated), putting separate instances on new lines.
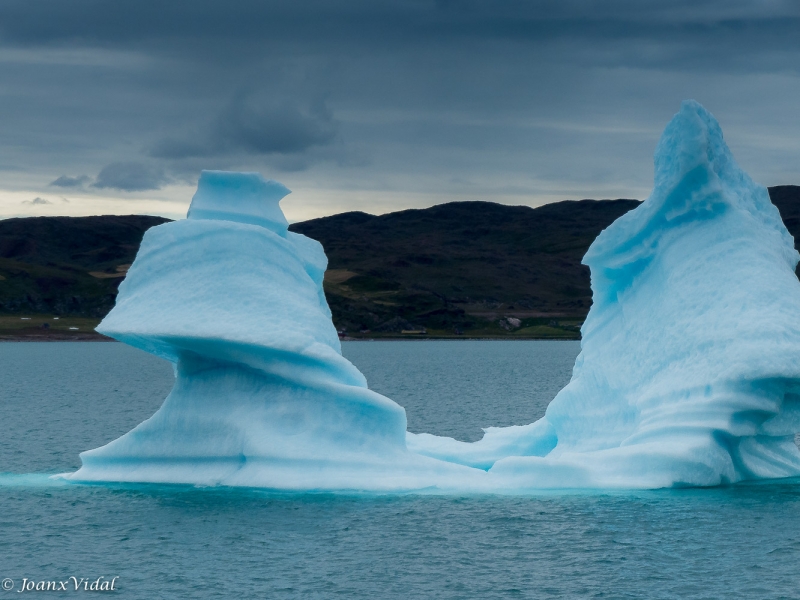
xmin=2 ymin=341 xmax=799 ymax=599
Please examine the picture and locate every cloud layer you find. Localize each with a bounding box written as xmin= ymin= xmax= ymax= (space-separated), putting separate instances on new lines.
xmin=1 ymin=1 xmax=799 ymax=218
xmin=151 ymin=95 xmax=338 ymax=159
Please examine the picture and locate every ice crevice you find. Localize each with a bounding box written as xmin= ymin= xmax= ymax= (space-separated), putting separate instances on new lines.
xmin=68 ymin=102 xmax=800 ymax=491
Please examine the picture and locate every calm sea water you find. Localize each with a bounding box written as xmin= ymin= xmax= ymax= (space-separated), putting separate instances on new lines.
xmin=1 ymin=341 xmax=800 ymax=599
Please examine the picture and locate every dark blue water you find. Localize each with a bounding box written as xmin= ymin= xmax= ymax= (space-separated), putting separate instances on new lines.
xmin=2 ymin=341 xmax=800 ymax=599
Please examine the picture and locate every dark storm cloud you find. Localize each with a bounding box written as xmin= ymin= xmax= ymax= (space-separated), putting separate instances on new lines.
xmin=93 ymin=162 xmax=168 ymax=192
xmin=151 ymin=95 xmax=338 ymax=159
xmin=0 ymin=0 xmax=797 ymax=69
xmin=0 ymin=0 xmax=799 ymax=216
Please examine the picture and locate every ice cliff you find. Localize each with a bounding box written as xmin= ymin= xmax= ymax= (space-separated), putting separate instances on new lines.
xmin=70 ymin=101 xmax=800 ymax=491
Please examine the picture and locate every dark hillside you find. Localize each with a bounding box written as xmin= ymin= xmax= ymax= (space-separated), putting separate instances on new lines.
xmin=290 ymin=185 xmax=800 ymax=335
xmin=0 ymin=215 xmax=169 ymax=316
xmin=290 ymin=199 xmax=640 ymax=334
xmin=1 ymin=185 xmax=798 ymax=338
xmin=770 ymin=186 xmax=800 ymax=243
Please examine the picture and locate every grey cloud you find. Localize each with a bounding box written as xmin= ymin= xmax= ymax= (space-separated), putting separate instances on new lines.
xmin=0 ymin=1 xmax=797 ymax=73
xmin=151 ymin=96 xmax=338 ymax=160
xmin=22 ymin=197 xmax=52 ymax=205
xmin=1 ymin=0 xmax=800 ymax=218
xmin=1 ymin=1 xmax=798 ymax=39
xmin=92 ymin=162 xmax=168 ymax=191
xmin=50 ymin=174 xmax=90 ymax=187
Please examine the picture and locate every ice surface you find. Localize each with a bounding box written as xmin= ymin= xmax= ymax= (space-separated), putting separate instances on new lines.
xmin=70 ymin=102 xmax=800 ymax=491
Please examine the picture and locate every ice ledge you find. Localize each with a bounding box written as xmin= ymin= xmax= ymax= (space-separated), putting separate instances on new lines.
xmin=187 ymin=170 xmax=291 ymax=234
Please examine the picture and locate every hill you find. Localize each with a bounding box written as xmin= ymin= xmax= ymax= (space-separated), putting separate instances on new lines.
xmin=1 ymin=185 xmax=799 ymax=339
xmin=289 ymin=199 xmax=640 ymax=336
xmin=289 ymin=185 xmax=800 ymax=336
xmin=0 ymin=215 xmax=169 ymax=317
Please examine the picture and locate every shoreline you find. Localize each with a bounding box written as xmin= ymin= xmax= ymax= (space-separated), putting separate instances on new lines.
xmin=0 ymin=315 xmax=581 ymax=342
xmin=0 ymin=332 xmax=113 ymax=342
xmin=1 ymin=333 xmax=578 ymax=342
xmin=0 ymin=317 xmax=580 ymax=342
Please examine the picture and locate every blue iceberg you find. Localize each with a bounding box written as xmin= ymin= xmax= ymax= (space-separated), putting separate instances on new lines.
xmin=68 ymin=171 xmax=475 ymax=490
xmin=69 ymin=102 xmax=800 ymax=491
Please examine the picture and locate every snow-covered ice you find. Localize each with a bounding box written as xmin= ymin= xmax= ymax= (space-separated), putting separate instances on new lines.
xmin=69 ymin=101 xmax=800 ymax=491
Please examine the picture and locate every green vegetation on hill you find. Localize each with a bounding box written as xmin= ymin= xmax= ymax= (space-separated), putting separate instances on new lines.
xmin=1 ymin=185 xmax=798 ymax=339
xmin=290 ymin=199 xmax=641 ymax=337
xmin=0 ymin=215 xmax=169 ymax=317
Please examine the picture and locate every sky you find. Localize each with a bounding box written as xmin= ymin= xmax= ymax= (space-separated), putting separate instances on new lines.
xmin=0 ymin=0 xmax=798 ymax=223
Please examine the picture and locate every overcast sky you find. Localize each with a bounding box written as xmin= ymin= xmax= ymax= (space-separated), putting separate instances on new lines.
xmin=1 ymin=0 xmax=798 ymax=222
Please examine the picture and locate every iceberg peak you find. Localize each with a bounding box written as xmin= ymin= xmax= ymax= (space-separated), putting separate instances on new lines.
xmin=584 ymin=100 xmax=795 ymax=308
xmin=187 ymin=170 xmax=291 ymax=234
xmin=653 ymin=99 xmax=730 ymax=192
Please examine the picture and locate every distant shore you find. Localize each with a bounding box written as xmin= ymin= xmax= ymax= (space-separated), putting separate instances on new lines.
xmin=0 ymin=315 xmax=110 ymax=341
xmin=0 ymin=331 xmax=578 ymax=342
xmin=0 ymin=330 xmax=112 ymax=342
xmin=0 ymin=314 xmax=580 ymax=342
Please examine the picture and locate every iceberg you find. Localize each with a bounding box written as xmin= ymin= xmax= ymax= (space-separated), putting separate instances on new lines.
xmin=410 ymin=100 xmax=800 ymax=488
xmin=68 ymin=171 xmax=477 ymax=490
xmin=69 ymin=101 xmax=800 ymax=491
